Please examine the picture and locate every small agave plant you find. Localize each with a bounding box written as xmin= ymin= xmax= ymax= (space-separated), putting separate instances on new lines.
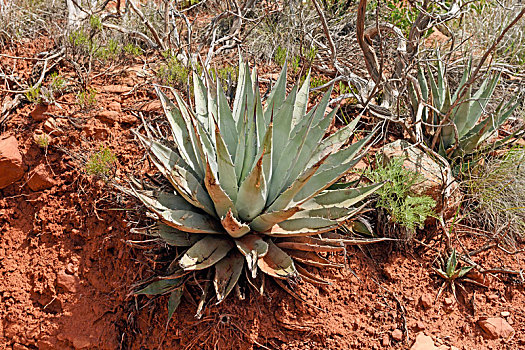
xmin=127 ymin=61 xmax=383 ymax=319
xmin=410 ymin=56 xmax=519 ymax=161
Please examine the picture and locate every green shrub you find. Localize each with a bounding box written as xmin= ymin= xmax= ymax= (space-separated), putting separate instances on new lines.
xmin=366 ymin=157 xmax=437 ymax=237
xmin=77 ymin=87 xmax=97 ymax=109
xmin=86 ymin=146 xmax=117 ymax=177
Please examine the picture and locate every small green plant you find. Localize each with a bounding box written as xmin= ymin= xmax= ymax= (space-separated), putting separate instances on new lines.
xmin=86 ymin=146 xmax=117 ymax=177
xmin=96 ymin=38 xmax=121 ymax=61
xmin=366 ymin=157 xmax=437 ymax=238
xmin=385 ymin=0 xmax=418 ymax=35
xmin=68 ymin=29 xmax=90 ymax=48
xmin=35 ymin=133 xmax=50 ymax=149
xmin=158 ymin=51 xmax=190 ymax=87
xmin=49 ymin=72 xmax=66 ymax=91
xmin=77 ymin=87 xmax=97 ymax=109
xmin=25 ymin=85 xmax=42 ymax=104
xmin=304 ymin=46 xmax=317 ymax=64
xmin=274 ymin=46 xmax=287 ymax=66
xmin=433 ymin=248 xmax=484 ymax=300
xmin=310 ymin=76 xmax=330 ymax=88
xmin=464 ymin=146 xmax=525 ymax=247
xmin=123 ymin=43 xmax=143 ymax=56
xmin=89 ymin=15 xmax=103 ymax=32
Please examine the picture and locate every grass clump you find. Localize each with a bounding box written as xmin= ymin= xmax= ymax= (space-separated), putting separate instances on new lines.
xmin=464 ymin=146 xmax=525 ymax=247
xmin=35 ymin=133 xmax=50 ymax=149
xmin=77 ymin=87 xmax=97 ymax=109
xmin=158 ymin=51 xmax=190 ymax=88
xmin=366 ymin=157 xmax=436 ymax=240
xmin=86 ymin=146 xmax=117 ymax=178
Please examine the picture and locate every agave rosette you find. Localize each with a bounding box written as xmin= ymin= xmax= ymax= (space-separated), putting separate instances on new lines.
xmin=129 ymin=61 xmax=383 ymax=316
xmin=410 ymin=56 xmax=519 ymax=159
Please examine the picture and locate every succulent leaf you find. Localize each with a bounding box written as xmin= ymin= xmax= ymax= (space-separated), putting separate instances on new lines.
xmin=214 ymin=252 xmax=244 ymax=303
xmin=179 ymin=236 xmax=234 ymax=270
xmin=235 ymin=234 xmax=269 ymax=278
xmin=257 ymin=240 xmax=297 ymax=279
xmin=221 ymin=209 xmax=251 ymax=238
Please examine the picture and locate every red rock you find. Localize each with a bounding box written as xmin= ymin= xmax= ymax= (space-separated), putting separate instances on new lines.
xmin=381 ymin=334 xmax=391 ymax=347
xmin=419 ymin=294 xmax=433 ymax=309
xmin=410 ymin=332 xmax=437 ymax=350
xmin=416 ymin=321 xmax=426 ymax=331
xmin=96 ymin=110 xmax=120 ymax=124
xmin=391 ymin=328 xmax=403 ymax=341
xmin=56 ymin=270 xmax=79 ymax=293
xmin=107 ymin=101 xmax=122 ymax=112
xmin=478 ymin=317 xmax=515 ymax=340
xmin=487 ymin=293 xmax=498 ymax=301
xmin=30 ymin=103 xmax=49 ymax=121
xmin=36 ymin=339 xmax=55 ymax=350
xmin=43 ymin=117 xmax=62 ymax=135
xmin=141 ymin=100 xmax=161 ymax=112
xmin=444 ymin=297 xmax=454 ymax=306
xmin=120 ymin=114 xmax=138 ymax=124
xmin=102 ymin=85 xmax=131 ymax=94
xmin=0 ymin=135 xmax=25 ymax=189
xmin=27 ymin=164 xmax=56 ymax=191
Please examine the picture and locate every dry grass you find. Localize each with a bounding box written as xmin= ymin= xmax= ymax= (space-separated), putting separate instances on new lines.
xmin=464 ymin=146 xmax=525 ymax=248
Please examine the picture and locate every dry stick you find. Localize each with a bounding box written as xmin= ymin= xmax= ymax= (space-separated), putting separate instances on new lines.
xmin=430 ymin=6 xmax=525 ymax=151
xmin=128 ymin=0 xmax=166 ymax=51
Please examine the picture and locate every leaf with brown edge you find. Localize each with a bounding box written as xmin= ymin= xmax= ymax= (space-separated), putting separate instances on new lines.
xmin=285 ymin=250 xmax=343 ymax=268
xmin=249 ymin=207 xmax=301 ymax=233
xmin=296 ymin=264 xmax=331 ymax=285
xmin=214 ymin=251 xmax=244 ymax=303
xmin=221 ymin=209 xmax=251 ymax=238
xmin=276 ymin=236 xmax=345 ymax=253
xmin=257 ymin=240 xmax=297 ymax=279
xmin=179 ymin=236 xmax=234 ymax=271
xmin=204 ymin=157 xmax=237 ymax=219
xmin=235 ymin=234 xmax=269 ymax=278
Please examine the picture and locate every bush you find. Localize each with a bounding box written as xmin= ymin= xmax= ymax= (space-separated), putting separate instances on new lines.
xmin=366 ymin=157 xmax=437 ymax=241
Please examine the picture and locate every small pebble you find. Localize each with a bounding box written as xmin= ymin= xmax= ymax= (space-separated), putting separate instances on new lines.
xmin=501 ymin=311 xmax=510 ymax=317
xmin=391 ymin=328 xmax=403 ymax=341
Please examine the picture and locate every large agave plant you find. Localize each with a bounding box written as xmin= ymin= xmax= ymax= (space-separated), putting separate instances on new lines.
xmin=410 ymin=57 xmax=519 ymax=160
xmin=128 ymin=61 xmax=382 ymax=318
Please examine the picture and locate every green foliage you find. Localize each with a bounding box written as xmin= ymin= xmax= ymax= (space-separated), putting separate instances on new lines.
xmin=304 ymin=46 xmax=317 ymax=64
xmin=95 ymin=39 xmax=121 ymax=61
xmin=123 ymin=43 xmax=143 ymax=56
xmin=77 ymin=87 xmax=97 ymax=109
xmin=366 ymin=157 xmax=436 ymax=232
xmin=68 ymin=29 xmax=91 ymax=49
xmin=433 ymin=248 xmax=483 ymax=299
xmin=274 ymin=46 xmax=300 ymax=72
xmin=25 ymin=85 xmax=42 ymax=104
xmin=410 ymin=54 xmax=520 ymax=165
xmin=125 ymin=61 xmax=383 ymax=320
xmin=385 ymin=0 xmax=418 ymax=35
xmin=35 ymin=133 xmax=50 ymax=149
xmin=86 ymin=146 xmax=117 ymax=177
xmin=158 ymin=51 xmax=190 ymax=87
xmin=49 ymin=72 xmax=66 ymax=92
xmin=89 ymin=15 xmax=103 ymax=31
xmin=310 ymin=76 xmax=330 ymax=88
